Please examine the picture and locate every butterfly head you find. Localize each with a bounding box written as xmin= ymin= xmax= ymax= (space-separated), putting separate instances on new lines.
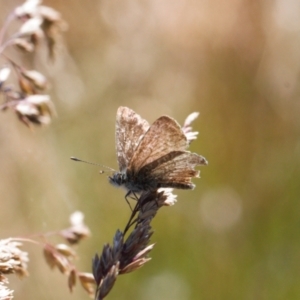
xmin=109 ymin=172 xmax=127 ymax=188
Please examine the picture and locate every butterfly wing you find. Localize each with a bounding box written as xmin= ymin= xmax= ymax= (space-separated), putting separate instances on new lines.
xmin=115 ymin=107 xmax=149 ymax=172
xmin=128 ymin=116 xmax=188 ymax=173
xmin=138 ymin=151 xmax=208 ymax=189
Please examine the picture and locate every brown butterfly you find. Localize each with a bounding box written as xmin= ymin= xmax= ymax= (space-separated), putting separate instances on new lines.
xmin=109 ymin=107 xmax=207 ymax=197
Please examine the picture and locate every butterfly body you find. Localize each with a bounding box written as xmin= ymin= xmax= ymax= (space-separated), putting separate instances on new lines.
xmin=110 ymin=107 xmax=207 ymax=195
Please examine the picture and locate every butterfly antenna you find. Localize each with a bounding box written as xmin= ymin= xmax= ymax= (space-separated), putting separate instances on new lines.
xmin=70 ymin=156 xmax=116 ymax=173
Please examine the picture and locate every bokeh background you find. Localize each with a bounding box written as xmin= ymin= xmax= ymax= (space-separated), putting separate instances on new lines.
xmin=1 ymin=0 xmax=300 ymax=299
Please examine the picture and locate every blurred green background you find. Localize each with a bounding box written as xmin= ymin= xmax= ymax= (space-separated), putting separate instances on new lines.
xmin=1 ymin=0 xmax=300 ymax=299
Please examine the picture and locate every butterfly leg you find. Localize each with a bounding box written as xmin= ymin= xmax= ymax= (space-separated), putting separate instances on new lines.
xmin=124 ymin=190 xmax=134 ymax=211
xmin=131 ymin=191 xmax=139 ymax=201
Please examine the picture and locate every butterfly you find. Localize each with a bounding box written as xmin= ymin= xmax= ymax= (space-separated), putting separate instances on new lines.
xmin=109 ymin=106 xmax=208 ymax=197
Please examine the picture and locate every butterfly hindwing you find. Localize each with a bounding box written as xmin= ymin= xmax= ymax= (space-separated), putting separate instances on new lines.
xmin=137 ymin=151 xmax=207 ymax=189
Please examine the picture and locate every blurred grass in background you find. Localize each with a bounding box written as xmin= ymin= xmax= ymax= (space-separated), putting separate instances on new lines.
xmin=1 ymin=0 xmax=300 ymax=299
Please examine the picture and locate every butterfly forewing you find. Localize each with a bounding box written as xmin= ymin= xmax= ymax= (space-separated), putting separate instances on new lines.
xmin=115 ymin=107 xmax=149 ymax=172
xmin=128 ymin=116 xmax=188 ymax=173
